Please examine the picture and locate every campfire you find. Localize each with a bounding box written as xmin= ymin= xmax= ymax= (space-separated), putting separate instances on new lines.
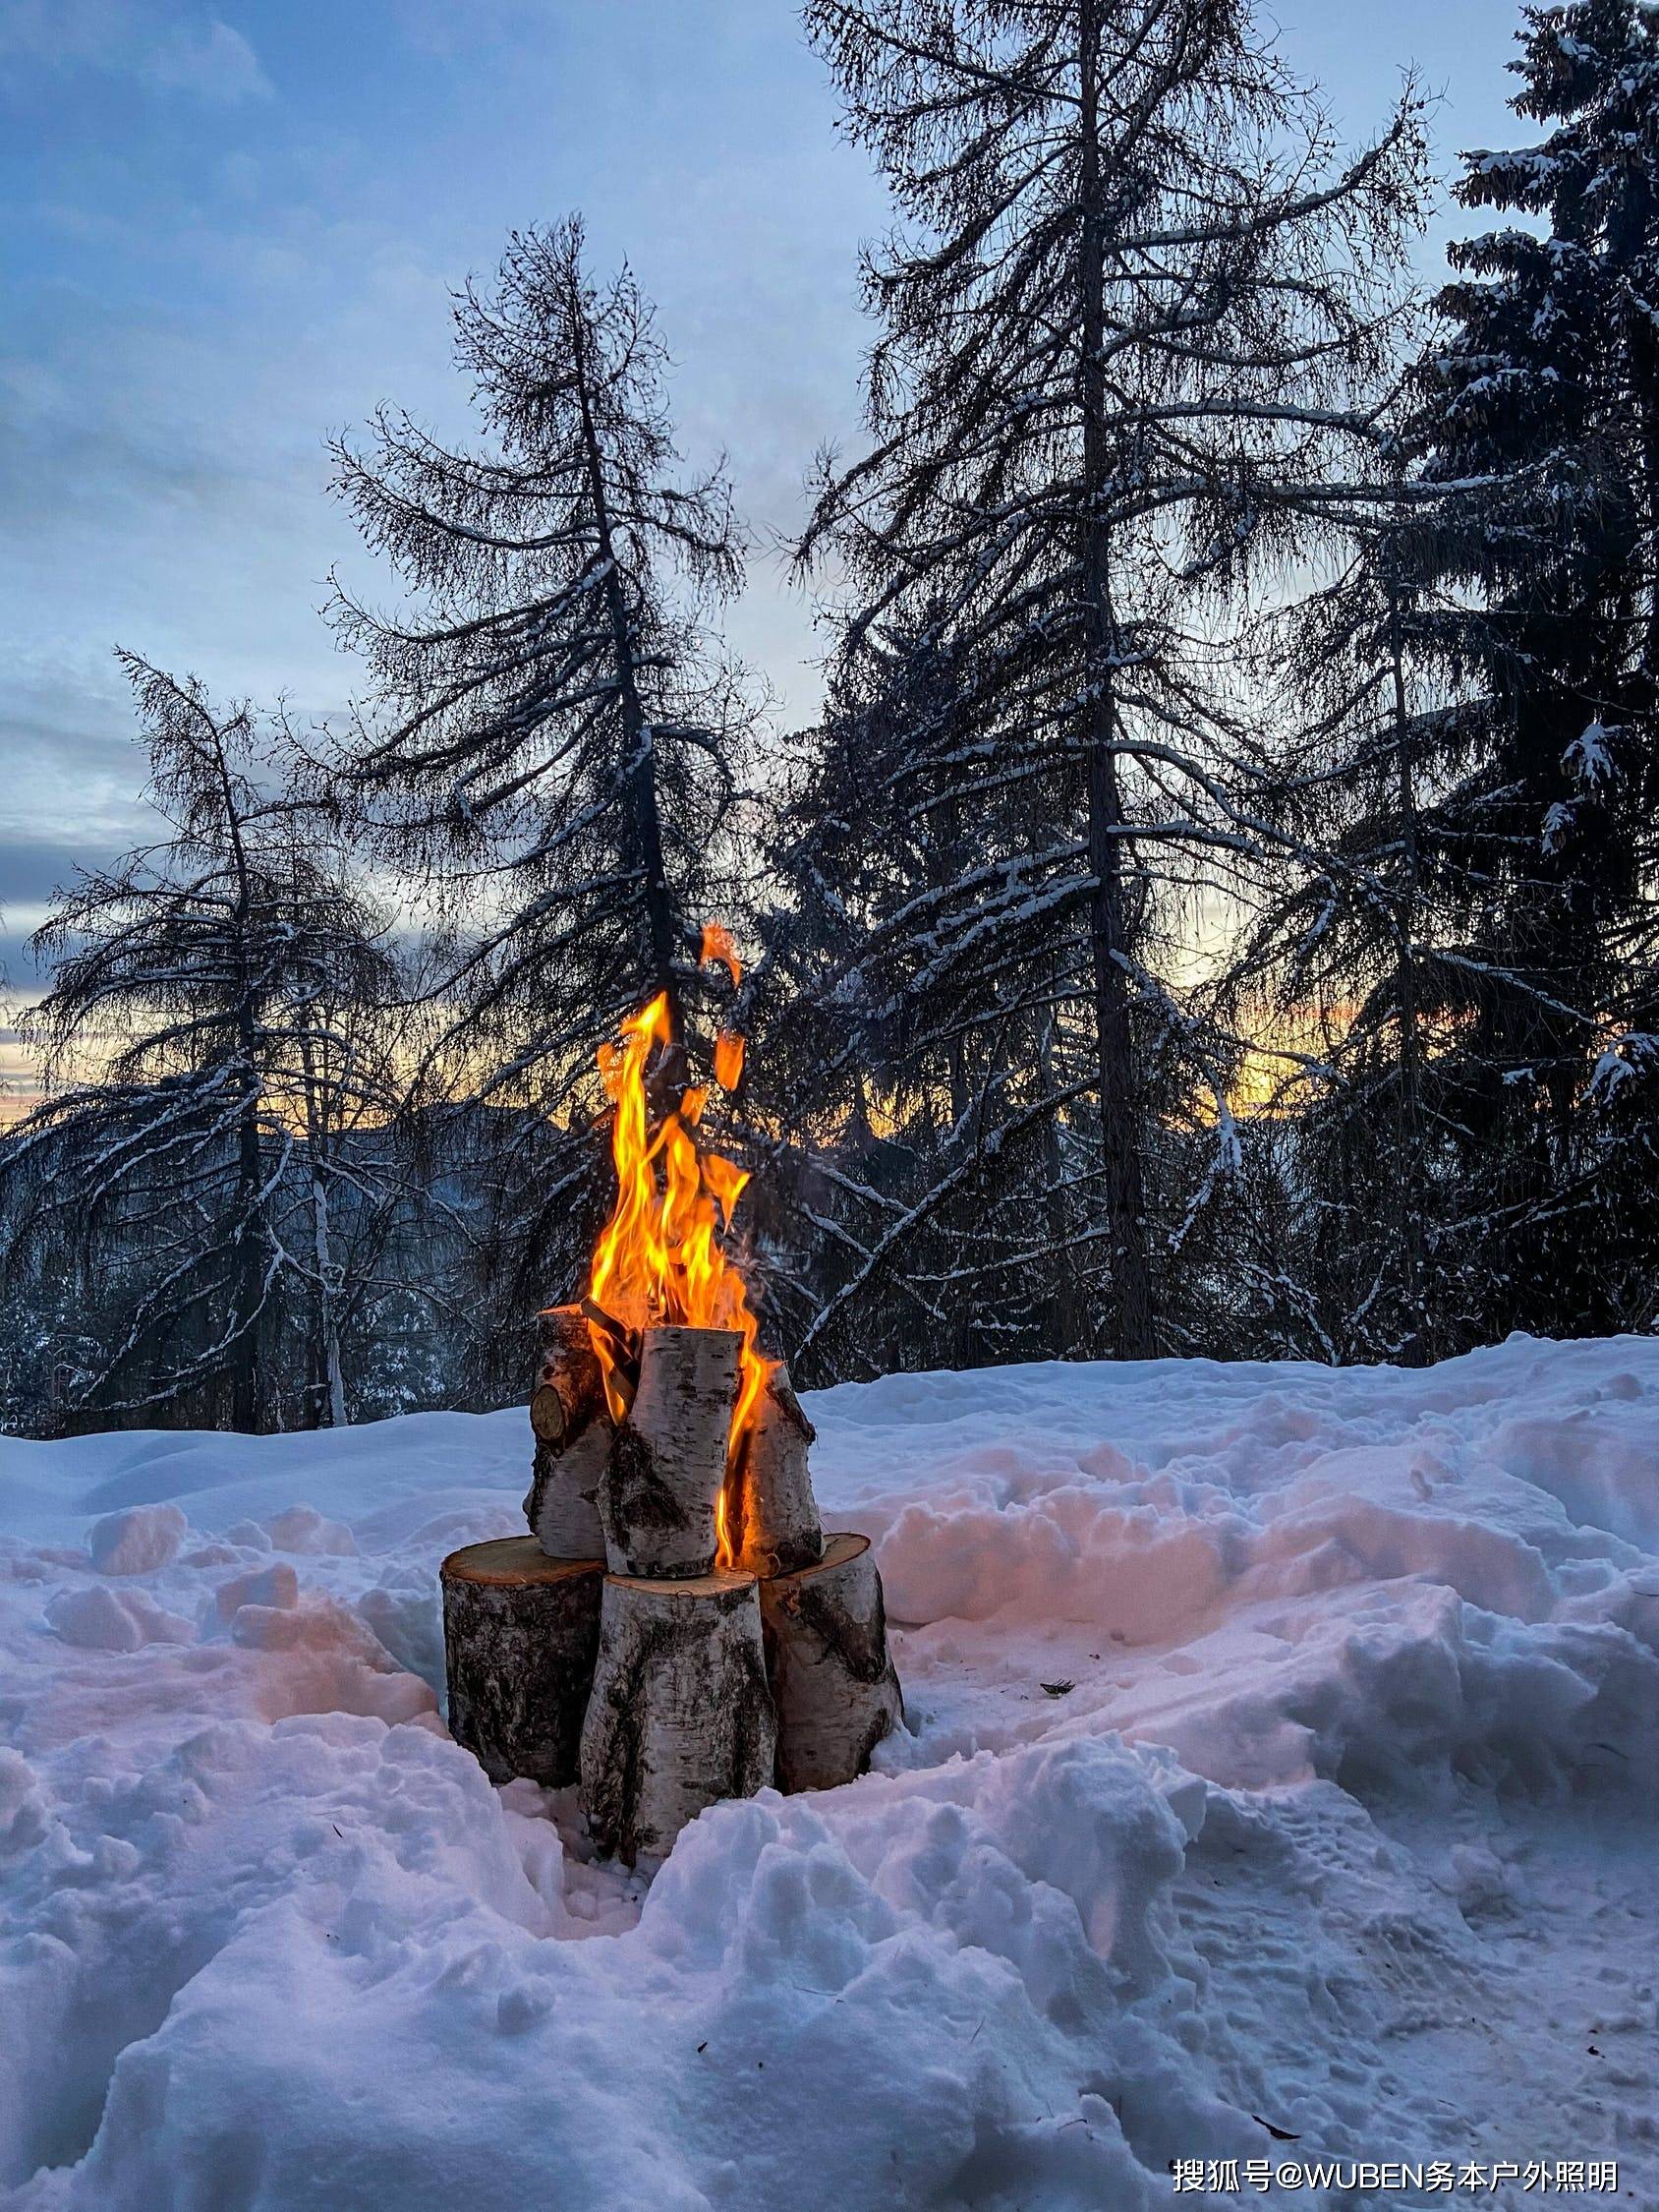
xmin=439 ymin=928 xmax=903 ymax=1864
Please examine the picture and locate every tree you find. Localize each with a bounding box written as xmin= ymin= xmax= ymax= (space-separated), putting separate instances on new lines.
xmin=1235 ymin=0 xmax=1659 ymax=1357
xmin=787 ymin=0 xmax=1426 ymax=1358
xmin=2 ymin=658 xmax=402 ymax=1430
xmin=1397 ymin=0 xmax=1659 ymax=1340
xmin=1222 ymin=470 xmax=1455 ymax=1364
xmin=324 ymin=218 xmax=757 ymax=1319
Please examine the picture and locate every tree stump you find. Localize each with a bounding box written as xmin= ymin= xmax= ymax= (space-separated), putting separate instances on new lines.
xmin=761 ymin=1533 xmax=902 ymax=1793
xmin=729 ymin=1362 xmax=824 ymax=1576
xmin=523 ymin=1306 xmax=609 ymax=1558
xmin=441 ymin=1538 xmax=604 ymax=1786
xmin=601 ymin=1323 xmax=739 ymax=1578
xmin=580 ymin=1568 xmax=776 ymax=1864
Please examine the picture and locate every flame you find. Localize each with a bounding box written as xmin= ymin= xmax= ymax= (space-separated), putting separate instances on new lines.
xmin=700 ymin=921 xmax=741 ymax=987
xmin=586 ymin=931 xmax=770 ymax=1567
xmin=714 ymin=1030 xmax=745 ymax=1089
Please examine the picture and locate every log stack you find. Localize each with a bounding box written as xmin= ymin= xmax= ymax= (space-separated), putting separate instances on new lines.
xmin=441 ymin=1305 xmax=903 ymax=1864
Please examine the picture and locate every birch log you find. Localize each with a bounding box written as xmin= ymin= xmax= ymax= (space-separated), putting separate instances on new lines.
xmin=601 ymin=1324 xmax=738 ymax=1579
xmin=761 ymin=1533 xmax=902 ymax=1793
xmin=580 ymin=1568 xmax=775 ymax=1864
xmin=523 ymin=1306 xmax=609 ymax=1558
xmin=729 ymin=1362 xmax=824 ymax=1577
xmin=440 ymin=1538 xmax=604 ymax=1786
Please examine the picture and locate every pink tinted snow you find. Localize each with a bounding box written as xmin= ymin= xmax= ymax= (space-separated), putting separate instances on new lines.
xmin=0 ymin=1335 xmax=1656 ymax=2206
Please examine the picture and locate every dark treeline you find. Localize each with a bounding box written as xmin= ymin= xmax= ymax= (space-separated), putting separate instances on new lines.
xmin=5 ymin=0 xmax=1659 ymax=1434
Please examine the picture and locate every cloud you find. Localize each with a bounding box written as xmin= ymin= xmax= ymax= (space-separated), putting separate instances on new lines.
xmin=0 ymin=3 xmax=272 ymax=104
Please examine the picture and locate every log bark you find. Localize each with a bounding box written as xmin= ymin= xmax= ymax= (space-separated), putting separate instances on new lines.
xmin=523 ymin=1306 xmax=609 ymax=1558
xmin=580 ymin=1567 xmax=776 ymax=1864
xmin=601 ymin=1324 xmax=738 ymax=1579
xmin=761 ymin=1533 xmax=903 ymax=1793
xmin=730 ymin=1363 xmax=824 ymax=1577
xmin=440 ymin=1538 xmax=604 ymax=1786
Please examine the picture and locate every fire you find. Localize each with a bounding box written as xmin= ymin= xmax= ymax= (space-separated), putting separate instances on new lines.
xmin=585 ymin=929 xmax=771 ymax=1566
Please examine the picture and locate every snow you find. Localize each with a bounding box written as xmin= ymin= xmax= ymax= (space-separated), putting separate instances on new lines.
xmin=3 ymin=1337 xmax=1658 ymax=2208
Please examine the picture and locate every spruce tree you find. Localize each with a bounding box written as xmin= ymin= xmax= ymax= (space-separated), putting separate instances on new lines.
xmin=1387 ymin=0 xmax=1659 ymax=1339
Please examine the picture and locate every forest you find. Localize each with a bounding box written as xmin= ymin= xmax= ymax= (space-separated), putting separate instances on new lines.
xmin=4 ymin=0 xmax=1658 ymax=1437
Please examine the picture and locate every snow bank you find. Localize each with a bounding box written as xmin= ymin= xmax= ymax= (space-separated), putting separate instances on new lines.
xmin=3 ymin=1336 xmax=1657 ymax=2207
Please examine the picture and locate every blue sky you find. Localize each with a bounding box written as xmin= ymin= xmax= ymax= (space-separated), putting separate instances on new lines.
xmin=0 ymin=0 xmax=1525 ymax=1054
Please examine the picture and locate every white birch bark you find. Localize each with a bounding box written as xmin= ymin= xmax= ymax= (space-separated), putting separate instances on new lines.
xmin=601 ymin=1323 xmax=738 ymax=1578
xmin=762 ymin=1532 xmax=902 ymax=1792
xmin=524 ymin=1305 xmax=609 ymax=1557
xmin=580 ymin=1566 xmax=775 ymax=1864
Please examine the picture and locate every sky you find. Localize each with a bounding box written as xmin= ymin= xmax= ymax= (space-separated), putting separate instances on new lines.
xmin=0 ymin=0 xmax=1526 ymax=1096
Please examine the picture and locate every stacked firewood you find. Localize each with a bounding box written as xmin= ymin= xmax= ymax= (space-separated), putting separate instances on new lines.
xmin=440 ymin=1307 xmax=903 ymax=1864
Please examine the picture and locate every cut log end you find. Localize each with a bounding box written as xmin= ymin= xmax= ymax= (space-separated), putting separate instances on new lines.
xmin=580 ymin=1566 xmax=775 ymax=1866
xmin=761 ymin=1532 xmax=903 ymax=1794
xmin=441 ymin=1538 xmax=605 ymax=1787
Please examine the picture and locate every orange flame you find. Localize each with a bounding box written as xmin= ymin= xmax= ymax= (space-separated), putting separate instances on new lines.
xmin=586 ymin=931 xmax=770 ymax=1567
xmin=714 ymin=1030 xmax=745 ymax=1089
xmin=700 ymin=921 xmax=741 ymax=987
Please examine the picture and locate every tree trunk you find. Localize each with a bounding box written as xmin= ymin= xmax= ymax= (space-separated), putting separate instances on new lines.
xmin=569 ymin=296 xmax=679 ymax=1022
xmin=1387 ymin=554 xmax=1431 ymax=1365
xmin=441 ymin=1538 xmax=605 ymax=1786
xmin=727 ymin=1363 xmax=824 ymax=1577
xmin=1078 ymin=0 xmax=1156 ymax=1360
xmin=299 ymin=1025 xmax=347 ymax=1428
xmin=524 ymin=1305 xmax=609 ymax=1557
xmin=580 ymin=1567 xmax=775 ymax=1864
xmin=601 ymin=1324 xmax=738 ymax=1578
xmin=761 ymin=1533 xmax=902 ymax=1793
xmin=230 ymin=1084 xmax=263 ymax=1431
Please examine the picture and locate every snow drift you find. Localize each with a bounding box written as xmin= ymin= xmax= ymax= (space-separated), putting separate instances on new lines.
xmin=3 ymin=1336 xmax=1657 ymax=2207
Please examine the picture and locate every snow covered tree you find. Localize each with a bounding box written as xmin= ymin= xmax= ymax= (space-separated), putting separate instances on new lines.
xmin=1397 ymin=0 xmax=1659 ymax=1339
xmin=2 ymin=659 xmax=405 ymax=1430
xmin=785 ymin=0 xmax=1426 ymax=1360
xmin=1223 ymin=480 xmax=1461 ymax=1364
xmin=324 ymin=219 xmax=756 ymax=1316
xmin=1234 ymin=0 xmax=1659 ymax=1355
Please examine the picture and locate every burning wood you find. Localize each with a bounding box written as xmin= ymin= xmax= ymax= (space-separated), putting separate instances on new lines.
xmin=727 ymin=1362 xmax=824 ymax=1577
xmin=601 ymin=1323 xmax=738 ymax=1578
xmin=441 ymin=921 xmax=903 ymax=1855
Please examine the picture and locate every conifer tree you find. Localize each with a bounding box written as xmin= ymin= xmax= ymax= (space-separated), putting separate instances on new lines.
xmin=1238 ymin=0 xmax=1659 ymax=1354
xmin=787 ymin=0 xmax=1425 ymax=1358
xmin=3 ymin=659 xmax=401 ymax=1429
xmin=1401 ymin=0 xmax=1659 ymax=1337
xmin=325 ymin=219 xmax=755 ymax=1313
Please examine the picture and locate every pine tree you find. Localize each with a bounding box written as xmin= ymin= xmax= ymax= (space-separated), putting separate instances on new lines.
xmin=787 ymin=0 xmax=1425 ymax=1359
xmin=324 ymin=219 xmax=756 ymax=1316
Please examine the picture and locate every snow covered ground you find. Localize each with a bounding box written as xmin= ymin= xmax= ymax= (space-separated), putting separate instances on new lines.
xmin=2 ymin=1337 xmax=1657 ymax=2209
